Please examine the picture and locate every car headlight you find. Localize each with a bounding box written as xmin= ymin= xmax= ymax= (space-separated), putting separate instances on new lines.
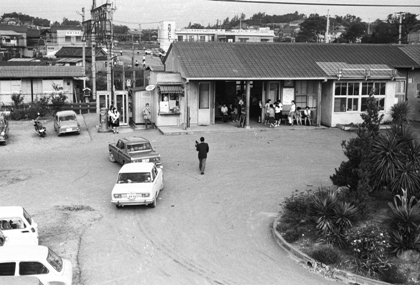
xmin=114 ymin=194 xmax=122 ymax=198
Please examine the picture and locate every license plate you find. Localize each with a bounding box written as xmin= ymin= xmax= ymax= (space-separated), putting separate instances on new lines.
xmin=143 ymin=159 xmax=149 ymax=162
xmin=66 ymin=128 xmax=72 ymax=132
xmin=127 ymin=193 xmax=136 ymax=200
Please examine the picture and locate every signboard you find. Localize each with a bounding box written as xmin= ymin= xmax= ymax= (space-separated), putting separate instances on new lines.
xmin=282 ymin=88 xmax=295 ymax=105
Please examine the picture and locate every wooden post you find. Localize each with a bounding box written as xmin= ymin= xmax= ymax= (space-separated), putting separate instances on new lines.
xmin=317 ymin=81 xmax=322 ymax=127
xmin=245 ymin=81 xmax=251 ymax=129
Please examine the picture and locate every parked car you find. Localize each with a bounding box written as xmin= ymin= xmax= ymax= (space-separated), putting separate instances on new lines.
xmin=0 ymin=206 xmax=39 ymax=245
xmin=144 ymin=49 xmax=152 ymax=55
xmin=54 ymin=110 xmax=81 ymax=136
xmin=108 ymin=136 xmax=162 ymax=168
xmin=0 ymin=229 xmax=5 ymax=246
xmin=111 ymin=162 xmax=163 ymax=208
xmin=0 ymin=245 xmax=73 ymax=285
xmin=0 ymin=115 xmax=9 ymax=144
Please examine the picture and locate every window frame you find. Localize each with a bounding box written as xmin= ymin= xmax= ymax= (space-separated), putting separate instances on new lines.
xmin=334 ymin=81 xmax=386 ymax=113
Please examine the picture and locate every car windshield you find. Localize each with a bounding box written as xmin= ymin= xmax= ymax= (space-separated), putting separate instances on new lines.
xmin=118 ymin=172 xmax=151 ymax=183
xmin=23 ymin=208 xmax=32 ymax=226
xmin=127 ymin=143 xmax=152 ymax=152
xmin=59 ymin=115 xmax=76 ymax=121
xmin=47 ymin=248 xmax=63 ymax=272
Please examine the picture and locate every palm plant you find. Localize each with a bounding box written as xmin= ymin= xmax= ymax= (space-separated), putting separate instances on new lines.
xmin=391 ymin=101 xmax=412 ymax=128
xmin=388 ymin=190 xmax=420 ymax=254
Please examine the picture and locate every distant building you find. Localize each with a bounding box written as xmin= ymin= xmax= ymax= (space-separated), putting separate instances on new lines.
xmin=45 ymin=26 xmax=83 ymax=57
xmin=158 ymin=21 xmax=275 ymax=52
xmin=408 ymin=31 xmax=420 ymax=44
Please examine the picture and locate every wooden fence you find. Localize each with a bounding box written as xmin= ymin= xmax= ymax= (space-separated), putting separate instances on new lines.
xmin=65 ymin=103 xmax=97 ymax=114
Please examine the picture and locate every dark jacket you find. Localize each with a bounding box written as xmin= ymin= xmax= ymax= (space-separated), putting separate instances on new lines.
xmin=196 ymin=142 xmax=209 ymax=159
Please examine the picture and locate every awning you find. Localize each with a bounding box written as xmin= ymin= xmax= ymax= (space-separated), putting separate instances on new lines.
xmin=158 ymin=85 xmax=184 ymax=94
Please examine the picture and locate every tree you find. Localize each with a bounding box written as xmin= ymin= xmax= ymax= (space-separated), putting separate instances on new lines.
xmin=61 ymin=17 xmax=80 ymax=26
xmin=341 ymin=22 xmax=367 ymax=43
xmin=296 ymin=14 xmax=326 ymax=42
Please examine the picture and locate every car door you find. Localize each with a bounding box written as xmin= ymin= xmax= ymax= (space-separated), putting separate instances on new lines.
xmin=114 ymin=140 xmax=124 ymax=164
xmin=0 ymin=218 xmax=38 ymax=245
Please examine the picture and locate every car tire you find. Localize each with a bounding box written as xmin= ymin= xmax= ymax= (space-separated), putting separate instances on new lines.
xmin=109 ymin=152 xmax=116 ymax=163
xmin=116 ymin=204 xmax=122 ymax=209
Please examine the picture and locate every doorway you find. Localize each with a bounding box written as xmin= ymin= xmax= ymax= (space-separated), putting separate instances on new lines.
xmin=115 ymin=91 xmax=129 ymax=126
xmin=198 ymin=82 xmax=211 ymax=125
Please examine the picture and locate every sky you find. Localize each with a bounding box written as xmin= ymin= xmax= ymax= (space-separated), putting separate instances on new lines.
xmin=2 ymin=0 xmax=420 ymax=30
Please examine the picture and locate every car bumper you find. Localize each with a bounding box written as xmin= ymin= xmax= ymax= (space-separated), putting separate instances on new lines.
xmin=111 ymin=198 xmax=154 ymax=206
xmin=59 ymin=128 xmax=80 ymax=134
xmin=0 ymin=137 xmax=6 ymax=142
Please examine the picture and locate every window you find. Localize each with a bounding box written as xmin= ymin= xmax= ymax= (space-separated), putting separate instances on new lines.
xmin=65 ymin=36 xmax=71 ymax=42
xmin=260 ymin=39 xmax=269 ymax=42
xmin=239 ymin=38 xmax=249 ymax=42
xmin=199 ymin=83 xmax=210 ymax=109
xmin=199 ymin=36 xmax=205 ymax=42
xmin=395 ymin=81 xmax=405 ymax=103
xmin=0 ymin=80 xmax=21 ymax=95
xmin=76 ymin=36 xmax=82 ymax=42
xmin=0 ymin=218 xmax=25 ymax=230
xmin=177 ymin=36 xmax=183 ymax=42
xmin=19 ymin=262 xmax=49 ymax=275
xmin=47 ymin=248 xmax=63 ymax=272
xmin=0 ymin=262 xmax=15 ymax=276
xmin=188 ymin=36 xmax=194 ymax=42
xmin=334 ymin=81 xmax=386 ymax=112
xmin=295 ymin=95 xmax=307 ymax=109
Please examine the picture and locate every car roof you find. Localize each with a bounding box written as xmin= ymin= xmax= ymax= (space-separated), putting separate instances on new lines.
xmin=0 ymin=245 xmax=48 ymax=261
xmin=56 ymin=110 xmax=77 ymax=116
xmin=119 ymin=162 xmax=155 ymax=173
xmin=0 ymin=206 xmax=24 ymax=217
xmin=121 ymin=136 xmax=150 ymax=144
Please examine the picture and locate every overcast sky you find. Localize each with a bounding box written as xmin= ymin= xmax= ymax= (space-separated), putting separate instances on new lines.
xmin=2 ymin=0 xmax=420 ymax=29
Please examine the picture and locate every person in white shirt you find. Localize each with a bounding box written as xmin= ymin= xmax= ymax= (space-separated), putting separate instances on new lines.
xmin=274 ymin=101 xmax=283 ymax=126
xmin=303 ymin=106 xmax=312 ymax=126
xmin=220 ymin=104 xmax=228 ymax=123
xmin=288 ymin=100 xmax=296 ymax=125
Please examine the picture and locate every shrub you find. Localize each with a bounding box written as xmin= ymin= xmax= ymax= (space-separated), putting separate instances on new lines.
xmin=310 ymin=246 xmax=341 ymax=265
xmin=388 ymin=190 xmax=420 ymax=255
xmin=348 ymin=224 xmax=391 ymax=278
xmin=280 ymin=189 xmax=313 ymax=223
xmin=11 ymin=92 xmax=24 ymax=109
xmin=308 ymin=188 xmax=358 ymax=248
xmin=282 ymin=228 xmax=300 ymax=243
xmin=378 ymin=264 xmax=407 ymax=284
xmin=10 ymin=109 xmax=26 ymax=120
xmin=50 ymin=93 xmax=67 ymax=114
xmin=391 ymin=101 xmax=412 ymax=128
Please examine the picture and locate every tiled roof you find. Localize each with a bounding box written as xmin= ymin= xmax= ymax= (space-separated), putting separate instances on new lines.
xmin=170 ymin=42 xmax=420 ymax=79
xmin=55 ymin=47 xmax=107 ymax=59
xmin=399 ymin=45 xmax=420 ymax=65
xmin=0 ymin=66 xmax=84 ymax=78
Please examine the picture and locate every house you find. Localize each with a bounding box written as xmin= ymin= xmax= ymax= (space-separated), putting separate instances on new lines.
xmin=44 ymin=26 xmax=83 ymax=57
xmin=0 ymin=65 xmax=85 ymax=104
xmin=55 ymin=46 xmax=108 ymax=72
xmin=136 ymin=42 xmax=420 ymax=128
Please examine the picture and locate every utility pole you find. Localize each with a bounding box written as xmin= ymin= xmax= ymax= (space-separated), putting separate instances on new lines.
xmin=325 ymin=9 xmax=330 ymax=43
xmin=77 ymin=7 xmax=86 ymax=101
xmin=131 ymin=32 xmax=135 ymax=88
xmin=395 ymin=12 xmax=405 ymax=44
xmin=91 ymin=0 xmax=96 ymax=101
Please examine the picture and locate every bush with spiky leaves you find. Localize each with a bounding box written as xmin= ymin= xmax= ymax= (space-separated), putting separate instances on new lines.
xmin=388 ymin=190 xmax=420 ymax=255
xmin=391 ymin=101 xmax=412 ymax=128
xmin=308 ymin=188 xmax=358 ymax=248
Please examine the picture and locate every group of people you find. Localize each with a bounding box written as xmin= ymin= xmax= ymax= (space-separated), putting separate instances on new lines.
xmin=108 ymin=105 xmax=120 ymax=134
xmin=263 ymin=99 xmax=312 ymax=127
xmin=218 ymin=95 xmax=247 ymax=128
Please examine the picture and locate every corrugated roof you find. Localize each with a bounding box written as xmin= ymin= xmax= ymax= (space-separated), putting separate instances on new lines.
xmin=399 ymin=45 xmax=420 ymax=65
xmin=170 ymin=42 xmax=420 ymax=79
xmin=316 ymin=62 xmax=403 ymax=79
xmin=0 ymin=66 xmax=84 ymax=78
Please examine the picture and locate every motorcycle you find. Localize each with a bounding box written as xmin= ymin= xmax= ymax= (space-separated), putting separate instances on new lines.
xmin=33 ymin=119 xmax=46 ymax=137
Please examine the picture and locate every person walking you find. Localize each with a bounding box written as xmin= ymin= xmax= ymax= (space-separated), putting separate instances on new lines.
xmin=288 ymin=100 xmax=296 ymax=125
xmin=195 ymin=137 xmax=209 ymax=175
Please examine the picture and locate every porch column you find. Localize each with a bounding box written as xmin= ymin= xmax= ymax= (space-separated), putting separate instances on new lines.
xmin=317 ymin=81 xmax=322 ymax=127
xmin=245 ymin=80 xmax=251 ymax=129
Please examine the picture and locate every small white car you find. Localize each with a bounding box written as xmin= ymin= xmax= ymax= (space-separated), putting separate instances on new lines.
xmin=111 ymin=162 xmax=163 ymax=208
xmin=54 ymin=110 xmax=81 ymax=136
xmin=0 ymin=245 xmax=72 ymax=285
xmin=0 ymin=206 xmax=38 ymax=245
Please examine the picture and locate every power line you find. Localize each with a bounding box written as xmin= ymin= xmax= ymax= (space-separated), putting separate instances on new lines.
xmin=208 ymin=0 xmax=420 ymax=7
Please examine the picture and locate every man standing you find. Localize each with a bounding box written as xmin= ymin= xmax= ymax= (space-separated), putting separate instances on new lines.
xmin=195 ymin=137 xmax=209 ymax=175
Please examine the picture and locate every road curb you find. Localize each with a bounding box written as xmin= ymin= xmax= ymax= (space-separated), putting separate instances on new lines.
xmin=271 ymin=215 xmax=391 ymax=285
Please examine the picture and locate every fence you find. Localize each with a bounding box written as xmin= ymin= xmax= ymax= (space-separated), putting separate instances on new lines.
xmin=65 ymin=103 xmax=97 ymax=114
